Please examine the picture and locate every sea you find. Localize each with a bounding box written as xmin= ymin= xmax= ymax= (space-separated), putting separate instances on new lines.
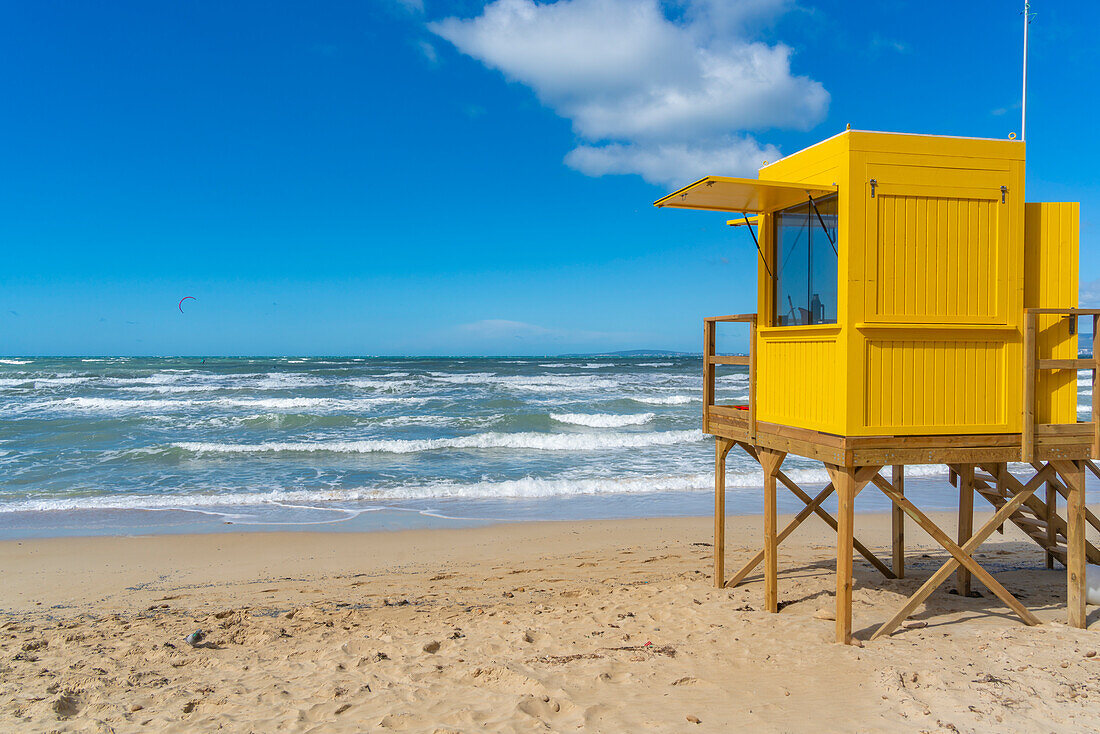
xmin=0 ymin=357 xmax=1096 ymax=539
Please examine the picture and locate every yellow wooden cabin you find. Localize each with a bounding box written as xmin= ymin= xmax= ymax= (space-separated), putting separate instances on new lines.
xmin=655 ymin=129 xmax=1096 ymax=644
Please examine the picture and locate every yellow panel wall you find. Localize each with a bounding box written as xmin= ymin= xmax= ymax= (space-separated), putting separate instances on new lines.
xmin=756 ymin=330 xmax=844 ymax=434
xmin=863 ymin=336 xmax=1006 ymax=432
xmin=845 ymin=133 xmax=1024 ymax=435
xmin=872 ymin=194 xmax=1002 ymax=322
xmin=1024 ymin=202 xmax=1080 ymax=424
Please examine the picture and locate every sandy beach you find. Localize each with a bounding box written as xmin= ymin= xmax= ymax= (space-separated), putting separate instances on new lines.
xmin=2 ymin=513 xmax=1100 ymax=733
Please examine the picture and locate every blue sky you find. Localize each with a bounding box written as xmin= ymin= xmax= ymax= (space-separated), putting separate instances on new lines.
xmin=2 ymin=0 xmax=1096 ymax=356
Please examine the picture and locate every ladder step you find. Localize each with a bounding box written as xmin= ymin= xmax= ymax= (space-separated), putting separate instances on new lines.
xmin=974 ymin=471 xmax=999 ymax=485
xmin=1015 ymin=503 xmax=1042 ymax=517
xmin=1015 ymin=516 xmax=1047 ymax=529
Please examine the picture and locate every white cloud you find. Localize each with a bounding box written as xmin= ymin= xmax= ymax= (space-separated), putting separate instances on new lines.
xmin=1081 ymin=279 xmax=1100 ymax=307
xmin=417 ymin=39 xmax=438 ymax=63
xmin=392 ymin=0 xmax=424 ymax=13
xmin=429 ymin=0 xmax=827 ymax=187
xmin=566 ymin=137 xmax=780 ymax=187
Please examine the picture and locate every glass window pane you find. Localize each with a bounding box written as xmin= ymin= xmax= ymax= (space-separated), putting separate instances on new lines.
xmin=774 ymin=195 xmax=837 ymax=326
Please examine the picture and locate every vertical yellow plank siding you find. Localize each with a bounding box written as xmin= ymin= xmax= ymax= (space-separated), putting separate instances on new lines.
xmin=871 ymin=194 xmax=1001 ymax=322
xmin=1024 ymin=202 xmax=1080 ymax=425
xmin=845 ymin=134 xmax=1024 ymax=435
xmin=757 ymin=332 xmax=843 ymax=434
xmin=863 ymin=338 xmax=1005 ymax=431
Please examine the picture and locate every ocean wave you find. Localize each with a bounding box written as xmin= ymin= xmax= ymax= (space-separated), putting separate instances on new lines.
xmin=120 ymin=385 xmax=224 ymax=394
xmin=0 ymin=359 xmax=30 ymax=365
xmin=550 ymin=412 xmax=655 ymax=427
xmin=0 ymin=463 xmax=963 ymax=515
xmin=346 ymin=378 xmax=418 ymax=391
xmin=171 ymin=429 xmax=704 ymax=455
xmin=24 ymin=395 xmax=426 ymax=414
xmin=637 ymin=362 xmax=674 ymax=367
xmin=0 ymin=472 xmax=716 ymax=513
xmin=628 ymin=395 xmax=696 ymax=405
xmin=426 ymin=371 xmax=617 ymax=391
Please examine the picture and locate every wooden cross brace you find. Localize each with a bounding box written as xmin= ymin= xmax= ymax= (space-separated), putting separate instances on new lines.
xmin=868 ymin=466 xmax=1053 ymax=640
xmin=724 ymin=446 xmax=895 ymax=590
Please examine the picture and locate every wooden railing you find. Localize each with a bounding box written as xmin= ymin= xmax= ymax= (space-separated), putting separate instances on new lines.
xmin=1022 ymin=308 xmax=1100 ymax=461
xmin=704 ymin=314 xmax=757 ymax=441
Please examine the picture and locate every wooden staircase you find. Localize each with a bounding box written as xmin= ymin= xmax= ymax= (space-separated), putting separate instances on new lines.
xmin=957 ymin=462 xmax=1100 ymax=566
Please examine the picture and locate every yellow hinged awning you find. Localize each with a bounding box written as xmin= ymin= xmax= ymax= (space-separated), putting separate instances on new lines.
xmin=653 ymin=176 xmax=837 ymax=213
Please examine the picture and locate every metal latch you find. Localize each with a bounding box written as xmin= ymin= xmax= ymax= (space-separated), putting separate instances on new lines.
xmin=1001 ymin=185 xmax=1007 ymax=204
xmin=869 ymin=179 xmax=877 ymax=198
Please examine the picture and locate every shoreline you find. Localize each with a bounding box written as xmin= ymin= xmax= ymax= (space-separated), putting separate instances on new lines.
xmin=3 ymin=513 xmax=1100 ymax=731
xmin=6 ymin=471 xmax=1092 ymax=541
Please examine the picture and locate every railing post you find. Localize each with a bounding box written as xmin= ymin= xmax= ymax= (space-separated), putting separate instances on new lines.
xmin=1023 ymin=310 xmax=1036 ymax=462
xmin=748 ymin=316 xmax=757 ymax=443
xmin=1093 ymin=314 xmax=1099 ymax=459
xmin=703 ymin=319 xmax=715 ymax=429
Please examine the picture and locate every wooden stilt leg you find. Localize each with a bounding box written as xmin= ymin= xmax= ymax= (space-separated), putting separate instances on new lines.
xmin=1055 ymin=460 xmax=1087 ymax=628
xmin=714 ymin=439 xmax=733 ymax=588
xmin=892 ymin=465 xmax=905 ymax=579
xmin=740 ymin=443 xmax=895 ymax=580
xmin=957 ymin=464 xmax=974 ymax=596
xmin=1046 ymin=480 xmax=1057 ymax=569
xmin=834 ymin=466 xmax=855 ymax=644
xmin=758 ymin=449 xmax=786 ymax=613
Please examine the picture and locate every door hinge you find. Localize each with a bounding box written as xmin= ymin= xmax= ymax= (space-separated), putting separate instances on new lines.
xmin=869 ymin=179 xmax=877 ymax=198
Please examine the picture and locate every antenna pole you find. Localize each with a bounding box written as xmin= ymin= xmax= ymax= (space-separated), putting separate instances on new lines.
xmin=1022 ymin=1 xmax=1030 ymax=141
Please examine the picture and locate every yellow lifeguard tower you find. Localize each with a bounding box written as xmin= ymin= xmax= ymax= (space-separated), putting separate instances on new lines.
xmin=655 ymin=129 xmax=1095 ymax=644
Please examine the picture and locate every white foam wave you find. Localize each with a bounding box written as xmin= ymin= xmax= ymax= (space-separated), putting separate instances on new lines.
xmin=346 ymin=378 xmax=417 ymax=391
xmin=0 ymin=359 xmax=30 ymax=365
xmin=26 ymin=395 xmax=425 ymax=414
xmin=629 ymin=395 xmax=696 ymax=405
xmin=121 ymin=385 xmax=223 ymax=394
xmin=551 ymin=412 xmax=655 ymax=427
xmin=427 ymin=372 xmax=616 ymax=391
xmin=171 ymin=429 xmax=704 ymax=455
xmin=637 ymin=362 xmax=674 ymax=367
xmin=0 ymin=462 xmax=967 ymax=515
xmin=0 ymin=472 xmax=716 ymax=513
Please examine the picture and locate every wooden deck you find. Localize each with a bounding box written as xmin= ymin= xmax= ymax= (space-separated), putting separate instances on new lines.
xmin=705 ymin=405 xmax=1095 ymax=466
